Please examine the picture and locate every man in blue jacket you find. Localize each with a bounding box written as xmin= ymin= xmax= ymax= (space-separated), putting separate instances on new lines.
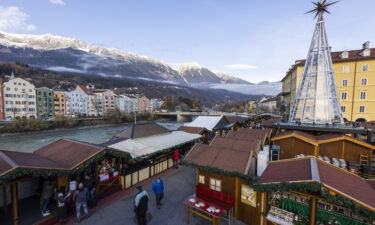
xmin=152 ymin=176 xmax=164 ymax=209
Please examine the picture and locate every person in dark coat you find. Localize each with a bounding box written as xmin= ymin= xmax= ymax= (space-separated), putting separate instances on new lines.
xmin=84 ymin=174 xmax=97 ymax=208
xmin=55 ymin=186 xmax=71 ymax=223
xmin=134 ymin=186 xmax=149 ymax=225
xmin=152 ymin=176 xmax=164 ymax=209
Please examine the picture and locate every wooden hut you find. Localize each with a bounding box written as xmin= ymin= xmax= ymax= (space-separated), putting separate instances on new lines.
xmin=271 ymin=130 xmax=375 ymax=168
xmin=225 ymin=115 xmax=251 ymax=130
xmin=184 ymin=135 xmax=262 ymax=225
xmin=177 ymin=126 xmax=209 ymax=143
xmin=184 ymin=116 xmax=233 ymax=138
xmin=258 ymin=157 xmax=375 ymax=225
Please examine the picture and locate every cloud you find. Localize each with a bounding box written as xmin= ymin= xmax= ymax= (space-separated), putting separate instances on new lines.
xmin=0 ymin=6 xmax=36 ymax=32
xmin=226 ymin=64 xmax=257 ymax=70
xmin=49 ymin=0 xmax=65 ymax=5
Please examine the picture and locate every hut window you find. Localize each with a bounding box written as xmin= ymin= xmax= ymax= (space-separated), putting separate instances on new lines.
xmin=198 ymin=175 xmax=205 ymax=184
xmin=209 ymin=178 xmax=221 ymax=192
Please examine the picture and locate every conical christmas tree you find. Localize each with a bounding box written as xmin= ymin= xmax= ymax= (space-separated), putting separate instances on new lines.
xmin=289 ymin=0 xmax=343 ymax=124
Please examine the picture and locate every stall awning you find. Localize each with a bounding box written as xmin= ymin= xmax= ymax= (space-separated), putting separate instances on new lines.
xmin=108 ymin=131 xmax=201 ymax=158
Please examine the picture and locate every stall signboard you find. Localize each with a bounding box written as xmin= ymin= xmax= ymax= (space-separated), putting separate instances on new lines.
xmin=266 ymin=206 xmax=294 ymax=225
xmin=241 ymin=184 xmax=256 ymax=207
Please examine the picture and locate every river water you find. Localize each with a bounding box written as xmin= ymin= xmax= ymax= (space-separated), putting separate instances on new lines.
xmin=0 ymin=122 xmax=183 ymax=153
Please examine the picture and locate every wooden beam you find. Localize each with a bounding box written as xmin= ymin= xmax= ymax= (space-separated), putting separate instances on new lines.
xmin=260 ymin=192 xmax=267 ymax=225
xmin=309 ymin=196 xmax=317 ymax=225
xmin=11 ymin=182 xmax=18 ymax=225
xmin=234 ymin=176 xmax=239 ymax=219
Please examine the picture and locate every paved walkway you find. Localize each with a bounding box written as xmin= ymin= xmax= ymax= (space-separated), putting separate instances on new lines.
xmin=67 ymin=166 xmax=245 ymax=225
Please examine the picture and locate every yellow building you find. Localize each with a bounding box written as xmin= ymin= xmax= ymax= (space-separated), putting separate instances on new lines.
xmin=282 ymin=42 xmax=375 ymax=122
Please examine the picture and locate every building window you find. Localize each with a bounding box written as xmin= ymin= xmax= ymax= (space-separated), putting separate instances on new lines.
xmin=341 ymin=106 xmax=346 ymax=112
xmin=361 ymin=78 xmax=368 ymax=86
xmin=360 ymin=92 xmax=366 ymax=100
xmin=209 ymin=178 xmax=221 ymax=192
xmin=342 ymin=80 xmax=348 ymax=86
xmin=341 ymin=92 xmax=347 ymax=100
xmin=198 ymin=175 xmax=205 ymax=184
xmin=342 ymin=66 xmax=349 ymax=73
xmin=362 ymin=64 xmax=369 ymax=72
xmin=359 ymin=106 xmax=365 ymax=113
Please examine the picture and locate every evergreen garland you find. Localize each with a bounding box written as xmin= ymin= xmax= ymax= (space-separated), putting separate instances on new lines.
xmin=253 ymin=181 xmax=323 ymax=193
xmin=181 ymin=160 xmax=258 ymax=185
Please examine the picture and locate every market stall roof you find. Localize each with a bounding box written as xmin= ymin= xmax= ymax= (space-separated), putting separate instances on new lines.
xmin=177 ymin=126 xmax=207 ymax=135
xmin=112 ymin=122 xmax=170 ymax=141
xmin=185 ymin=142 xmax=257 ymax=174
xmin=225 ymin=115 xmax=250 ymax=125
xmin=259 ymin=157 xmax=375 ymax=211
xmin=34 ymin=138 xmax=105 ymax=168
xmin=184 ymin=116 xmax=232 ymax=131
xmin=226 ymin=128 xmax=271 ymax=146
xmin=271 ymin=130 xmax=375 ymax=149
xmin=108 ymin=131 xmax=201 ymax=158
xmin=0 ymin=149 xmax=72 ymax=178
xmin=210 ymin=136 xmax=260 ymax=153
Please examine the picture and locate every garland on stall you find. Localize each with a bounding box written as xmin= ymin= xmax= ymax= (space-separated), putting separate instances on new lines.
xmin=320 ymin=189 xmax=375 ymax=221
xmin=0 ymin=149 xmax=132 ymax=185
xmin=181 ymin=160 xmax=258 ymax=185
xmin=253 ymin=181 xmax=323 ymax=193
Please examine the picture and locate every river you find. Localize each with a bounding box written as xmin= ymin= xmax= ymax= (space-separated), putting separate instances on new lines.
xmin=0 ymin=122 xmax=183 ymax=153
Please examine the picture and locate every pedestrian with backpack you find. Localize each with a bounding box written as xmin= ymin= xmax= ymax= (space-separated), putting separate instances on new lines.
xmin=133 ymin=186 xmax=149 ymax=225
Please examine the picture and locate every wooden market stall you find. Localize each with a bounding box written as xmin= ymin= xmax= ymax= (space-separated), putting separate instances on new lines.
xmin=184 ymin=116 xmax=233 ymax=139
xmin=258 ymin=157 xmax=375 ymax=225
xmin=224 ymin=115 xmax=251 ymax=130
xmin=107 ymin=122 xmax=201 ymax=190
xmin=271 ymin=131 xmax=375 ymax=172
xmin=184 ymin=134 xmax=263 ymax=225
xmin=177 ymin=126 xmax=209 ymax=143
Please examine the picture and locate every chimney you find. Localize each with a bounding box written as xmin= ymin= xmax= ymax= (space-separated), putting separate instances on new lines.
xmin=360 ymin=42 xmax=371 ymax=57
xmin=363 ymin=41 xmax=370 ymax=50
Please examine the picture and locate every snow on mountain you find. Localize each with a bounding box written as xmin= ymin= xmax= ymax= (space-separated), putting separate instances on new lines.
xmin=0 ymin=31 xmax=279 ymax=95
xmin=175 ymin=63 xmax=250 ymax=85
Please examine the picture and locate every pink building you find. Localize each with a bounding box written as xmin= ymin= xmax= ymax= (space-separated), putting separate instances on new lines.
xmin=94 ymin=89 xmax=116 ymax=113
xmin=138 ymin=96 xmax=150 ymax=113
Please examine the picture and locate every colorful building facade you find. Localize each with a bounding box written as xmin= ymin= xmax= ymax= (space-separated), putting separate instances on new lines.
xmin=138 ymin=96 xmax=150 ymax=113
xmin=0 ymin=79 xmax=4 ymax=120
xmin=36 ymin=87 xmax=54 ymax=119
xmin=53 ymin=91 xmax=66 ymax=116
xmin=94 ymin=89 xmax=116 ymax=113
xmin=65 ymin=90 xmax=88 ymax=116
xmin=3 ymin=76 xmax=37 ymax=119
xmin=281 ymin=42 xmax=375 ymax=122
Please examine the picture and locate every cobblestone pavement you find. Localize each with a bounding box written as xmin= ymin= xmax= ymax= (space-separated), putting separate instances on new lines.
xmin=73 ymin=166 xmax=245 ymax=225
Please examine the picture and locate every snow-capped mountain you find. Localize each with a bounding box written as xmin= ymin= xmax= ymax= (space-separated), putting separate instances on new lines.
xmin=176 ymin=63 xmax=250 ymax=84
xmin=0 ymin=31 xmax=186 ymax=84
xmin=0 ymin=31 xmax=280 ymax=95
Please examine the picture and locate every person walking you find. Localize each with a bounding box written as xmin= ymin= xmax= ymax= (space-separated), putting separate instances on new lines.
xmin=134 ymin=186 xmax=149 ymax=225
xmin=84 ymin=174 xmax=97 ymax=208
xmin=173 ymin=149 xmax=180 ymax=168
xmin=73 ymin=183 xmax=89 ymax=222
xmin=40 ymin=179 xmax=55 ymax=217
xmin=56 ymin=186 xmax=71 ymax=224
xmin=152 ymin=176 xmax=164 ymax=209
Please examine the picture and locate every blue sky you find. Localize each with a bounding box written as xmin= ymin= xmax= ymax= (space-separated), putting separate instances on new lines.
xmin=0 ymin=0 xmax=374 ymax=83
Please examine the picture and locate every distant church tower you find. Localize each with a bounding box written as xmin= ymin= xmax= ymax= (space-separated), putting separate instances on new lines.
xmin=289 ymin=0 xmax=343 ymax=125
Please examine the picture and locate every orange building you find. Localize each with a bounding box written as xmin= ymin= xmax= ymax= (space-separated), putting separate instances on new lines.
xmin=54 ymin=91 xmax=66 ymax=116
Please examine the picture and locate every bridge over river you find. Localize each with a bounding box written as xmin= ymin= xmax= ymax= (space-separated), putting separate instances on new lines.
xmin=157 ymin=111 xmax=238 ymax=122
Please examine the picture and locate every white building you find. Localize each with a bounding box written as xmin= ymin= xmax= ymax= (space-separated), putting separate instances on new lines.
xmin=115 ymin=95 xmax=125 ymax=112
xmin=128 ymin=97 xmax=138 ymax=113
xmin=3 ymin=75 xmax=37 ymax=119
xmin=150 ymin=98 xmax=162 ymax=112
xmin=65 ymin=90 xmax=88 ymax=116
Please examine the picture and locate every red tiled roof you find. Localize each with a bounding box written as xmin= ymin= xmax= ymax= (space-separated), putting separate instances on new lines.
xmin=259 ymin=157 xmax=375 ymax=210
xmin=34 ymin=139 xmax=104 ymax=168
xmin=177 ymin=126 xmax=206 ymax=135
xmin=77 ymin=85 xmax=94 ymax=95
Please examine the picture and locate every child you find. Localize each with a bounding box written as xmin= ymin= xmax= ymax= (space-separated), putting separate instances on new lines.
xmin=56 ymin=186 xmax=71 ymax=223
